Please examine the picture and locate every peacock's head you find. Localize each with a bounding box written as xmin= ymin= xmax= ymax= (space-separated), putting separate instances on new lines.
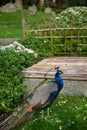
xmin=55 ymin=67 xmax=63 ymax=76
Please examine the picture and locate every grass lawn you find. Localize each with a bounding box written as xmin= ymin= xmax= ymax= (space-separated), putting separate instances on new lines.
xmin=16 ymin=95 xmax=87 ymax=130
xmin=0 ymin=10 xmax=51 ymax=38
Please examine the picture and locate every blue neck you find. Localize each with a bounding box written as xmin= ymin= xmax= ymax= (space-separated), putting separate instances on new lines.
xmin=55 ymin=73 xmax=64 ymax=93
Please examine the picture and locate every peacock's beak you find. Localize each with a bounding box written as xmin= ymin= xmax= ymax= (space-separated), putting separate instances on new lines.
xmin=59 ymin=70 xmax=63 ymax=74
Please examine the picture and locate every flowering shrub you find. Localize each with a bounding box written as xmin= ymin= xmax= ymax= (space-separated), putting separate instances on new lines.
xmin=0 ymin=38 xmax=52 ymax=117
xmin=55 ymin=6 xmax=87 ymax=27
xmin=0 ymin=41 xmax=38 ymax=58
xmin=19 ymin=38 xmax=52 ymax=60
xmin=0 ymin=42 xmax=37 ymax=115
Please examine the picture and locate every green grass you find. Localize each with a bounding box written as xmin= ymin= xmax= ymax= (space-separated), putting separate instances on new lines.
xmin=0 ymin=10 xmax=51 ymax=38
xmin=0 ymin=10 xmax=22 ymax=38
xmin=16 ymin=95 xmax=87 ymax=130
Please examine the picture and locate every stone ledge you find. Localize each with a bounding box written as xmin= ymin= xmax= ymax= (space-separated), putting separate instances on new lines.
xmin=23 ymin=78 xmax=87 ymax=97
xmin=0 ymin=38 xmax=21 ymax=46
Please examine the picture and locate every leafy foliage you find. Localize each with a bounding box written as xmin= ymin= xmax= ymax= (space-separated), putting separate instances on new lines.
xmin=0 ymin=48 xmax=36 ymax=115
xmin=19 ymin=38 xmax=52 ymax=60
xmin=55 ymin=6 xmax=87 ymax=27
xmin=0 ymin=38 xmax=52 ymax=117
xmin=0 ymin=37 xmax=52 ymax=117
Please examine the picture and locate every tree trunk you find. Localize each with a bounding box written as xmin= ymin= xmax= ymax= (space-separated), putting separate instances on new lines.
xmin=39 ymin=0 xmax=44 ymax=10
xmin=15 ymin=0 xmax=22 ymax=9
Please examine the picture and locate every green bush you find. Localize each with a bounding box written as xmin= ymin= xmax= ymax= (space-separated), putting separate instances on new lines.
xmin=19 ymin=38 xmax=52 ymax=60
xmin=0 ymin=48 xmax=36 ymax=115
xmin=0 ymin=38 xmax=52 ymax=116
xmin=55 ymin=6 xmax=87 ymax=27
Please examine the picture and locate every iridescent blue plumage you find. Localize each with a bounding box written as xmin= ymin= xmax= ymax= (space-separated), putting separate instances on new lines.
xmin=45 ymin=68 xmax=63 ymax=107
xmin=55 ymin=70 xmax=64 ymax=93
xmin=31 ymin=67 xmax=64 ymax=109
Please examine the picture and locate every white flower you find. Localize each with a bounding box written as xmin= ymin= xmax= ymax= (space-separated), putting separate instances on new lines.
xmin=59 ymin=125 xmax=62 ymax=130
xmin=55 ymin=6 xmax=87 ymax=27
xmin=44 ymin=40 xmax=47 ymax=43
xmin=0 ymin=41 xmax=38 ymax=58
xmin=83 ymin=117 xmax=86 ymax=120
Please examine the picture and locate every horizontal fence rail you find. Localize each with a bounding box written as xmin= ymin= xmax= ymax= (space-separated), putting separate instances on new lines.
xmin=27 ymin=26 xmax=87 ymax=56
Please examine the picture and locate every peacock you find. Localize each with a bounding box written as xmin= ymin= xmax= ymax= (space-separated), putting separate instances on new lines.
xmin=0 ymin=67 xmax=64 ymax=130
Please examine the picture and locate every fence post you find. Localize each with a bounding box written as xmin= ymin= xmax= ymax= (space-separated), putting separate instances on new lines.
xmin=77 ymin=29 xmax=80 ymax=54
xmin=21 ymin=0 xmax=28 ymax=38
xmin=50 ymin=27 xmax=53 ymax=54
xmin=44 ymin=22 xmax=47 ymax=37
xmin=70 ymin=21 xmax=74 ymax=54
xmin=64 ymin=29 xmax=66 ymax=55
xmin=22 ymin=18 xmax=28 ymax=38
xmin=38 ymin=26 xmax=40 ymax=37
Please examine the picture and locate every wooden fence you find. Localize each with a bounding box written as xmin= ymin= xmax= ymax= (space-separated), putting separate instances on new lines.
xmin=25 ymin=24 xmax=87 ymax=56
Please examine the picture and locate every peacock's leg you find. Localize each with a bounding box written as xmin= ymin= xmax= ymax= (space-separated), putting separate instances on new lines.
xmin=41 ymin=109 xmax=44 ymax=118
xmin=41 ymin=108 xmax=50 ymax=118
xmin=47 ymin=107 xmax=50 ymax=117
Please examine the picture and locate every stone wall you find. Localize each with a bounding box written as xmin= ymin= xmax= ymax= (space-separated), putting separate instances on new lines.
xmin=23 ymin=78 xmax=44 ymax=98
xmin=62 ymin=80 xmax=87 ymax=96
xmin=23 ymin=78 xmax=87 ymax=97
xmin=0 ymin=38 xmax=20 ymax=46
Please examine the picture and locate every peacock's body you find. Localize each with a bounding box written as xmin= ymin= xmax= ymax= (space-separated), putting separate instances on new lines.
xmin=0 ymin=67 xmax=64 ymax=130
